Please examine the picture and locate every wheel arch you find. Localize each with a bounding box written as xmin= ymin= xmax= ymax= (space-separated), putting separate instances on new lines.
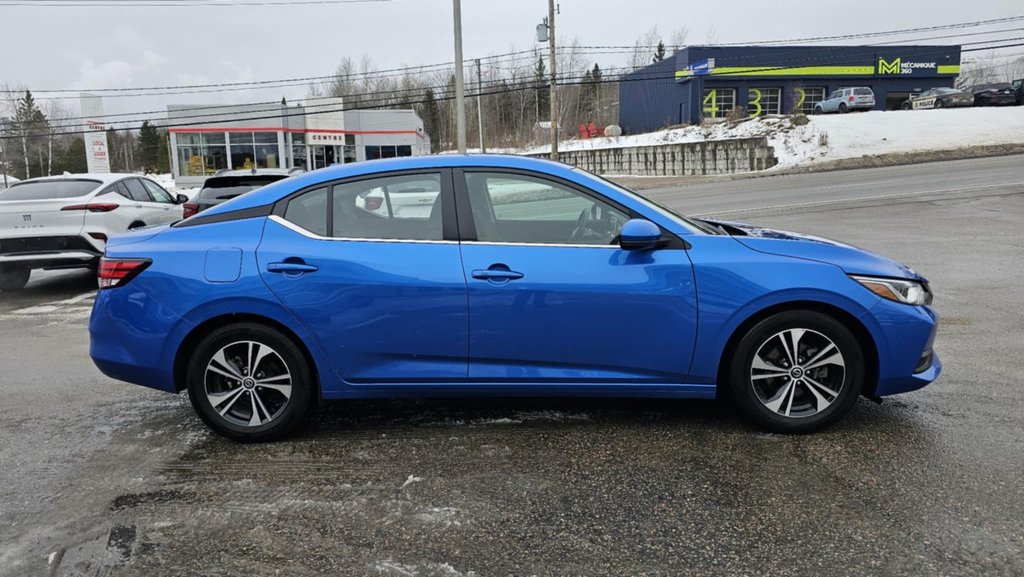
xmin=173 ymin=313 xmax=321 ymax=398
xmin=715 ymin=300 xmax=880 ymax=397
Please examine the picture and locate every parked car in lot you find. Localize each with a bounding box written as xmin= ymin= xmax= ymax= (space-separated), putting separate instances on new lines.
xmin=0 ymin=175 xmax=20 ymax=191
xmin=969 ymin=83 xmax=1017 ymax=106
xmin=184 ymin=168 xmax=300 ymax=218
xmin=813 ymin=87 xmax=875 ymax=114
xmin=0 ymin=174 xmax=186 ymax=292
xmin=354 ymin=173 xmax=446 ymax=219
xmin=1013 ymin=79 xmax=1023 ymax=105
xmin=901 ymin=87 xmax=974 ymax=110
xmin=89 ymin=155 xmax=941 ymax=442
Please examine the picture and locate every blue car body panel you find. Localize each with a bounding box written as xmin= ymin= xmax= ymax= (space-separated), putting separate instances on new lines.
xmin=89 ymin=155 xmax=940 ymax=404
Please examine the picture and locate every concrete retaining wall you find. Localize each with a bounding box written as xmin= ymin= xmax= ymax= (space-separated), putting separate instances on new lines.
xmin=529 ymin=137 xmax=777 ymax=176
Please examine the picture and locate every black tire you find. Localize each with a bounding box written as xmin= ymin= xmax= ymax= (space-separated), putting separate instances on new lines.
xmin=901 ymin=102 xmax=912 ymax=110
xmin=934 ymin=99 xmax=944 ymax=109
xmin=0 ymin=265 xmax=30 ymax=292
xmin=812 ymin=106 xmax=823 ymax=115
xmin=726 ymin=310 xmax=864 ymax=433
xmin=838 ymin=103 xmax=848 ymax=114
xmin=186 ymin=323 xmax=315 ymax=442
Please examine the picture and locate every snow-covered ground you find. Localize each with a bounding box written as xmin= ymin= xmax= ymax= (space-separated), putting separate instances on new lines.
xmin=520 ymin=106 xmax=1024 ymax=169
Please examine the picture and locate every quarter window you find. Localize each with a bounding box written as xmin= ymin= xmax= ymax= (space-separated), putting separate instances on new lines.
xmin=284 ymin=187 xmax=329 ymax=236
xmin=463 ymin=172 xmax=629 ymax=246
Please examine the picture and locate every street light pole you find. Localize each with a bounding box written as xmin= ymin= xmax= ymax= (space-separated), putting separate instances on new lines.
xmin=475 ymin=59 xmax=485 ymax=153
xmin=548 ymin=0 xmax=558 ymax=161
xmin=452 ymin=0 xmax=467 ymax=154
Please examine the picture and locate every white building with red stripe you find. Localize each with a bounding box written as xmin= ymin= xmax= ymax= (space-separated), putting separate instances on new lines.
xmin=167 ymin=97 xmax=430 ymax=185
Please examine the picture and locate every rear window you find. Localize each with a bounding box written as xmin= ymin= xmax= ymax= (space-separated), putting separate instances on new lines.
xmin=854 ymin=88 xmax=873 ymax=95
xmin=0 ymin=179 xmax=100 ymax=201
xmin=197 ymin=176 xmax=286 ymax=201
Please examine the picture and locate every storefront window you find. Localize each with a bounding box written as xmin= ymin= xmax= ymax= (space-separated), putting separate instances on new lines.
xmin=365 ymin=145 xmax=412 ymax=160
xmin=748 ymin=88 xmax=782 ymax=117
xmin=343 ymin=145 xmax=357 ymax=163
xmin=229 ymin=131 xmax=281 ymax=170
xmin=175 ymin=132 xmax=228 ymax=177
xmin=702 ymin=89 xmax=736 ymax=118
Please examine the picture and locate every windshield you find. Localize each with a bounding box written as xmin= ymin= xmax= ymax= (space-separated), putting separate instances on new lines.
xmin=572 ymin=168 xmax=720 ymax=235
xmin=0 ymin=179 xmax=100 ymax=201
xmin=198 ymin=176 xmax=286 ymax=201
xmin=934 ymin=88 xmax=957 ymax=94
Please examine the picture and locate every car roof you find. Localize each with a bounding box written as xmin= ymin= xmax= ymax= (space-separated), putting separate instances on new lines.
xmin=18 ymin=173 xmax=140 ymax=187
xmin=211 ymin=168 xmax=295 ymax=177
xmin=198 ymin=155 xmax=579 ymax=217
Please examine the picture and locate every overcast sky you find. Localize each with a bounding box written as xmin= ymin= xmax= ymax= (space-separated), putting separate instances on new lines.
xmin=0 ymin=0 xmax=1020 ymax=118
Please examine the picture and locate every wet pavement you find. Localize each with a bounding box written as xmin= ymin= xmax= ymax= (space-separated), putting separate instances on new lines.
xmin=1 ymin=163 xmax=1022 ymax=577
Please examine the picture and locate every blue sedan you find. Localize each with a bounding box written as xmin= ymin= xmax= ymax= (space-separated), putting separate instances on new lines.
xmin=89 ymin=155 xmax=940 ymax=442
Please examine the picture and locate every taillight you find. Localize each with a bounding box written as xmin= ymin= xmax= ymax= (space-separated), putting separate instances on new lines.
xmin=182 ymin=203 xmax=199 ymax=218
xmin=62 ymin=203 xmax=119 ymax=212
xmin=848 ymin=96 xmax=855 ymax=102
xmin=364 ymin=197 xmax=383 ymax=211
xmin=98 ymin=257 xmax=150 ymax=289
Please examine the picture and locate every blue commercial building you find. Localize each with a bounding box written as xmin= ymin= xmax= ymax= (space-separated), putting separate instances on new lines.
xmin=619 ymin=45 xmax=962 ymax=133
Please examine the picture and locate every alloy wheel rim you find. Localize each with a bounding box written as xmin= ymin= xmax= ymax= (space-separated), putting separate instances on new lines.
xmin=204 ymin=341 xmax=292 ymax=427
xmin=750 ymin=328 xmax=845 ymax=419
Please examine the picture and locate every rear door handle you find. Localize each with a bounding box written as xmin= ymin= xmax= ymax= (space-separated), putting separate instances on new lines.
xmin=471 ymin=269 xmax=523 ymax=281
xmin=267 ymin=262 xmax=319 ymax=274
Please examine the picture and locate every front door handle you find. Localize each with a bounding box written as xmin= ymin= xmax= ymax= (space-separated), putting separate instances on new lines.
xmin=471 ymin=269 xmax=523 ymax=281
xmin=267 ymin=261 xmax=319 ymax=274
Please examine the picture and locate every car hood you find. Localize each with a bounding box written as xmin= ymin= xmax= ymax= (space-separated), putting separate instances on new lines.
xmin=106 ymin=223 xmax=171 ymax=248
xmin=701 ymin=218 xmax=927 ymax=282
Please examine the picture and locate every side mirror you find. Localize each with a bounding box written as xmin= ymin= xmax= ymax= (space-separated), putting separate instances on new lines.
xmin=619 ymin=219 xmax=662 ymax=251
xmin=175 ymin=193 xmax=189 ymax=204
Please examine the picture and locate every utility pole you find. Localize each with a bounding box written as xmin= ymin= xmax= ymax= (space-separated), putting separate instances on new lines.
xmin=452 ymin=0 xmax=467 ymax=154
xmin=475 ymin=59 xmax=485 ymax=153
xmin=548 ymin=0 xmax=558 ymax=161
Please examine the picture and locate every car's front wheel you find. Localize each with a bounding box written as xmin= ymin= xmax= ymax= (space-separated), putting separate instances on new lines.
xmin=0 ymin=265 xmax=30 ymax=292
xmin=838 ymin=103 xmax=848 ymax=113
xmin=187 ymin=323 xmax=315 ymax=442
xmin=727 ymin=311 xmax=864 ymax=433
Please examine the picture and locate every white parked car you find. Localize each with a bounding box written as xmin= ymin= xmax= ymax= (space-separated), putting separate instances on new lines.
xmin=0 ymin=173 xmax=186 ymax=291
xmin=354 ymin=174 xmax=442 ymax=219
xmin=813 ymin=87 xmax=876 ymax=114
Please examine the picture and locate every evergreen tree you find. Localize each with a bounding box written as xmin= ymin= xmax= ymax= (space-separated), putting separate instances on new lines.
xmin=138 ymin=121 xmax=161 ymax=172
xmin=420 ymin=88 xmax=441 ymax=153
xmin=156 ymin=130 xmax=171 ymax=174
xmin=587 ymin=63 xmax=603 ymax=123
xmin=534 ymin=55 xmax=549 ymax=121
xmin=15 ymin=91 xmax=47 ymax=178
xmin=653 ymin=41 xmax=666 ymax=63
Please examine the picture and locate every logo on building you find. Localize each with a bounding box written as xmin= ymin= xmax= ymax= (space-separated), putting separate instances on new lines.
xmin=878 ymin=57 xmax=937 ymax=75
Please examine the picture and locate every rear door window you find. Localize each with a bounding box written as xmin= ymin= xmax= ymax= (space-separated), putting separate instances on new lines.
xmin=123 ymin=179 xmax=153 ymax=202
xmin=0 ymin=179 xmax=100 ymax=200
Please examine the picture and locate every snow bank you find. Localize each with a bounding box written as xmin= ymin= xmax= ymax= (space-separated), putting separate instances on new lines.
xmin=521 ymin=106 xmax=1024 ymax=170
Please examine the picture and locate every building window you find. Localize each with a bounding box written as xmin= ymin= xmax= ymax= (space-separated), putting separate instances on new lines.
xmin=702 ymin=89 xmax=736 ymax=118
xmin=793 ymin=87 xmax=827 ymax=114
xmin=343 ymin=145 xmax=357 ymax=163
xmin=364 ymin=145 xmax=412 ymax=160
xmin=290 ymin=133 xmax=307 ymax=171
xmin=748 ymin=88 xmax=782 ymax=117
xmin=229 ymin=131 xmax=280 ymax=170
xmin=345 ymin=134 xmax=355 ymax=146
xmin=175 ymin=132 xmax=228 ymax=177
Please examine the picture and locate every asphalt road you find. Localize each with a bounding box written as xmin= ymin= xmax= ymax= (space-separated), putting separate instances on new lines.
xmin=1 ymin=156 xmax=1023 ymax=577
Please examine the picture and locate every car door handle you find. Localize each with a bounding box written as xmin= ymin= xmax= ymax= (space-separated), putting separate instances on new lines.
xmin=472 ymin=269 xmax=523 ymax=281
xmin=267 ymin=262 xmax=319 ymax=274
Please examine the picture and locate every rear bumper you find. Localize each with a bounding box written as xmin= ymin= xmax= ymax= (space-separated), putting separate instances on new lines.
xmin=0 ymin=250 xmax=101 ymax=269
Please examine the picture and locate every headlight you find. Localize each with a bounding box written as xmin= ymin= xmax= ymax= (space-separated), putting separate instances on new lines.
xmin=851 ymin=275 xmax=932 ymax=305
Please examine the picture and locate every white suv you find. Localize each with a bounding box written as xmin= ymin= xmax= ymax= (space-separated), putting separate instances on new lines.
xmin=813 ymin=87 xmax=876 ymax=114
xmin=0 ymin=173 xmax=186 ymax=291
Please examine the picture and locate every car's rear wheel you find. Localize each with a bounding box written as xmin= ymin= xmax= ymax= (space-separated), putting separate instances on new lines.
xmin=901 ymin=102 xmax=912 ymax=110
xmin=187 ymin=323 xmax=315 ymax=442
xmin=838 ymin=103 xmax=848 ymax=113
xmin=934 ymin=99 xmax=944 ymax=109
xmin=0 ymin=265 xmax=30 ymax=292
xmin=812 ymin=106 xmax=822 ymax=115
xmin=727 ymin=311 xmax=864 ymax=433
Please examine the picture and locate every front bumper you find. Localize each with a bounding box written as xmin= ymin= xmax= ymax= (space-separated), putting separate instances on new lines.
xmin=861 ymin=299 xmax=942 ymax=396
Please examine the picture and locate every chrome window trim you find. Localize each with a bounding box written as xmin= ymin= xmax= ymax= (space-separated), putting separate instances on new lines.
xmin=268 ymin=214 xmax=457 ymax=245
xmin=460 ymin=240 xmax=620 ymax=249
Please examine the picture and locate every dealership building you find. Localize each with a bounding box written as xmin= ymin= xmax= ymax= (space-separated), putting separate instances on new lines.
xmin=167 ymin=98 xmax=430 ymax=185
xmin=620 ymin=45 xmax=962 ymax=133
